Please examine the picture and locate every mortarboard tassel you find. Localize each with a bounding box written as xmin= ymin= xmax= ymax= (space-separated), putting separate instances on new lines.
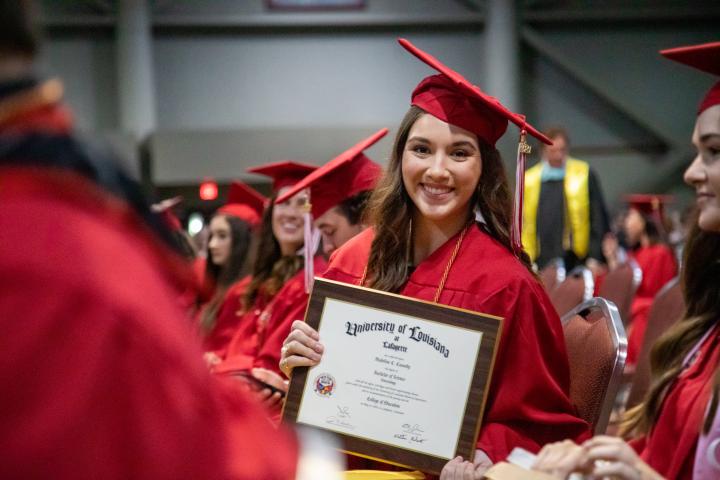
xmin=512 ymin=127 xmax=531 ymax=257
xmin=302 ymin=190 xmax=321 ymax=293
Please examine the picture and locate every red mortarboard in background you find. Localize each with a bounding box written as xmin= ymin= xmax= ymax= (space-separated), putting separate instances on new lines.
xmin=625 ymin=194 xmax=673 ymax=217
xmin=217 ymin=181 xmax=267 ymax=228
xmin=398 ymin=37 xmax=550 ymax=255
xmin=660 ymin=41 xmax=720 ymax=115
xmin=275 ymin=128 xmax=387 ymax=218
xmin=625 ymin=193 xmax=674 ymax=235
xmin=247 ymin=161 xmax=317 ymax=192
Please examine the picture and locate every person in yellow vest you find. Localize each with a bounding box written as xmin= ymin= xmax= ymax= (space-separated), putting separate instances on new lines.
xmin=522 ymin=126 xmax=610 ymax=272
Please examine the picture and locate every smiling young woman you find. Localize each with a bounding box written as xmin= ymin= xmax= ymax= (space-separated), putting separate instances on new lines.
xmin=280 ymin=38 xmax=591 ymax=476
xmin=197 ymin=181 xmax=265 ymax=357
xmin=204 ymin=162 xmax=316 ymax=362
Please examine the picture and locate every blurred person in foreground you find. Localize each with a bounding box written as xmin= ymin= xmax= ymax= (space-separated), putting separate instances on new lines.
xmin=0 ymin=2 xmax=297 ymax=478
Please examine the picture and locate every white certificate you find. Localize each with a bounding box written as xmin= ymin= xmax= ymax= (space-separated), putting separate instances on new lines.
xmin=283 ymin=279 xmax=502 ymax=473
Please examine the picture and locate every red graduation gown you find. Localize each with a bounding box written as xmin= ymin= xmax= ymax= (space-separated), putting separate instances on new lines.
xmin=632 ymin=326 xmax=720 ymax=479
xmin=214 ymin=256 xmax=327 ymax=375
xmin=0 ymin=167 xmax=297 ymax=479
xmin=201 ymin=275 xmax=252 ymax=357
xmin=323 ymin=226 xmax=590 ymax=462
xmin=627 ymin=244 xmax=677 ymax=365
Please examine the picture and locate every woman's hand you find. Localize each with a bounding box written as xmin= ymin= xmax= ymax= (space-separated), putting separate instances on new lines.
xmin=250 ymin=368 xmax=288 ymax=409
xmin=602 ymin=233 xmax=620 ymax=270
xmin=279 ymin=320 xmax=324 ymax=377
xmin=440 ymin=456 xmax=486 ymax=480
xmin=582 ymin=436 xmax=664 ymax=480
xmin=533 ymin=440 xmax=590 ymax=479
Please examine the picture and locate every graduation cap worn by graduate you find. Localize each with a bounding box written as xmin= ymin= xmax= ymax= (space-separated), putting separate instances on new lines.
xmin=275 ymin=129 xmax=387 ymax=291
xmin=217 ymin=181 xmax=267 ymax=228
xmin=660 ymin=41 xmax=720 ymax=114
xmin=624 ymin=193 xmax=674 ymax=237
xmin=398 ymin=38 xmax=553 ymax=256
xmin=247 ymin=161 xmax=317 ymax=192
xmin=275 ymin=128 xmax=387 ymax=217
xmin=247 ymin=160 xmax=318 ymax=291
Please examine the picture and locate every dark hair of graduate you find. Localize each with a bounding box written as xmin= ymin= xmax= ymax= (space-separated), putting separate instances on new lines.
xmin=621 ymin=216 xmax=720 ymax=436
xmin=0 ymin=0 xmax=40 ymax=58
xmin=242 ymin=194 xmax=303 ymax=311
xmin=199 ymin=214 xmax=252 ymax=334
xmin=337 ymin=190 xmax=372 ymax=226
xmin=633 ymin=210 xmax=666 ymax=247
xmin=364 ymin=105 xmax=533 ymax=293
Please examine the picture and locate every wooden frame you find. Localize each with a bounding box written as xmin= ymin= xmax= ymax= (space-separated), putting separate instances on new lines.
xmin=282 ymin=278 xmax=503 ymax=474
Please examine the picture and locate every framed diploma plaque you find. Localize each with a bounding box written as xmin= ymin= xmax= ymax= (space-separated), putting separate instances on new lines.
xmin=282 ymin=278 xmax=503 ymax=474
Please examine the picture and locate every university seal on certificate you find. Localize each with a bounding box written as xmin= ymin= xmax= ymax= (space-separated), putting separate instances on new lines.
xmin=282 ymin=278 xmax=503 ymax=474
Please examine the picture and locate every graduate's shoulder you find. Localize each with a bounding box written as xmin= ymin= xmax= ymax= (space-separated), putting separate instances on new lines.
xmin=460 ymin=225 xmax=539 ymax=285
xmin=322 ymin=227 xmax=374 ymax=281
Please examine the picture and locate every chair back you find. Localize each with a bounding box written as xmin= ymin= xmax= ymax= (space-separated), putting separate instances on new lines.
xmin=561 ymin=297 xmax=628 ymax=434
xmin=539 ymin=258 xmax=566 ymax=292
xmin=550 ymin=266 xmax=594 ymax=317
xmin=598 ymin=261 xmax=639 ymax=326
xmin=625 ymin=278 xmax=685 ymax=409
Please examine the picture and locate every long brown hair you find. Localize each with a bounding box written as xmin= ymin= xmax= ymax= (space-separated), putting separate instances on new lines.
xmin=242 ymin=194 xmax=303 ymax=311
xmin=199 ymin=214 xmax=252 ymax=334
xmin=622 ymin=217 xmax=720 ymax=436
xmin=365 ymin=106 xmax=533 ymax=293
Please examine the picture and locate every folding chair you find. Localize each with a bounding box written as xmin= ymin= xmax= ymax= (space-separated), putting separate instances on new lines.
xmin=550 ymin=266 xmax=594 ymax=317
xmin=561 ymin=297 xmax=628 ymax=434
xmin=625 ymin=278 xmax=684 ymax=409
xmin=597 ymin=259 xmax=641 ymax=327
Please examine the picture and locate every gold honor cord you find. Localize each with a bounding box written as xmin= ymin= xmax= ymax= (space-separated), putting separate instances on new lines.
xmin=360 ymin=223 xmax=470 ymax=304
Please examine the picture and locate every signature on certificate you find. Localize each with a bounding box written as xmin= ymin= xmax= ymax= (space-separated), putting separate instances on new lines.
xmin=326 ymin=406 xmax=355 ymax=430
xmin=394 ymin=424 xmax=428 ymax=444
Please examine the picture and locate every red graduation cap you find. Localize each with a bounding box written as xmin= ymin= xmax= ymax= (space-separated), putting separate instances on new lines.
xmin=624 ymin=193 xmax=674 ymax=236
xmin=275 ymin=128 xmax=387 ymax=218
xmin=624 ymin=194 xmax=674 ymax=217
xmin=660 ymin=41 xmax=720 ymax=115
xmin=399 ymin=38 xmax=552 ymax=147
xmin=217 ymin=181 xmax=268 ymax=228
xmin=247 ymin=161 xmax=317 ymax=192
xmin=398 ymin=37 xmax=550 ymax=255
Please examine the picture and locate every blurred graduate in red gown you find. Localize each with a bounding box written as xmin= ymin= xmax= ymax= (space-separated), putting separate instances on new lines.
xmin=208 ymin=162 xmax=323 ymax=370
xmin=622 ymin=195 xmax=677 ymax=366
xmin=198 ymin=181 xmax=265 ymax=357
xmin=0 ymin=2 xmax=297 ymax=478
xmin=216 ymin=129 xmax=386 ymax=411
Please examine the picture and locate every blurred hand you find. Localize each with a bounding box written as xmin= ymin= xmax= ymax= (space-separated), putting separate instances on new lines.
xmin=533 ymin=440 xmax=590 ymax=479
xmin=602 ymin=234 xmax=619 ymax=269
xmin=585 ymin=258 xmax=606 ymax=278
xmin=279 ymin=320 xmax=324 ymax=377
xmin=253 ymin=388 xmax=285 ymax=409
xmin=582 ymin=436 xmax=664 ymax=480
xmin=251 ymin=368 xmax=288 ymax=392
xmin=204 ymin=351 xmax=222 ymax=368
xmin=440 ymin=456 xmax=486 ymax=480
